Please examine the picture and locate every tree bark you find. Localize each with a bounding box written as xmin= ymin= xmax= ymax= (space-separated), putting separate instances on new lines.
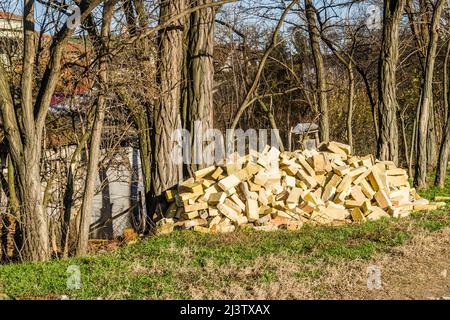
xmin=377 ymin=0 xmax=406 ymax=165
xmin=143 ymin=0 xmax=186 ymax=220
xmin=305 ymin=0 xmax=329 ymax=142
xmin=414 ymin=0 xmax=445 ymax=188
xmin=152 ymin=0 xmax=185 ymax=196
xmin=183 ymin=0 xmax=216 ymax=173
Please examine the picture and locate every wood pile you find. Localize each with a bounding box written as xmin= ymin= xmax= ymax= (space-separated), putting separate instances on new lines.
xmin=157 ymin=141 xmax=445 ymax=234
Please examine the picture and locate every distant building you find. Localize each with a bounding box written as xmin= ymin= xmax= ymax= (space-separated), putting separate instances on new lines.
xmin=289 ymin=122 xmax=320 ymax=150
xmin=0 ymin=12 xmax=22 ymax=37
xmin=0 ymin=12 xmax=22 ymax=65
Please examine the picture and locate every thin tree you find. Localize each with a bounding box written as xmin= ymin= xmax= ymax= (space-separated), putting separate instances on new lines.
xmin=78 ymin=0 xmax=117 ymax=256
xmin=305 ymin=0 xmax=329 ymax=142
xmin=435 ymin=35 xmax=450 ymax=187
xmin=414 ymin=0 xmax=445 ymax=188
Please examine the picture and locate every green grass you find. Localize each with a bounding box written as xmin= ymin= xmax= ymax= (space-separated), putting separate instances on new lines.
xmin=2 ymin=172 xmax=450 ymax=300
xmin=414 ymin=171 xmax=450 ymax=201
xmin=1 ymin=209 xmax=449 ymax=300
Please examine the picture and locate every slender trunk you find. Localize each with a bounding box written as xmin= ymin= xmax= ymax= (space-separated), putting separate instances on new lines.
xmin=427 ymin=96 xmax=437 ymax=168
xmin=98 ymin=167 xmax=113 ymax=239
xmin=305 ymin=0 xmax=329 ymax=142
xmin=347 ymin=62 xmax=355 ymax=149
xmin=122 ymin=0 xmax=153 ymax=218
xmin=409 ymin=91 xmax=422 ymax=177
xmin=7 ymin=155 xmax=19 ymax=217
xmin=77 ymin=98 xmax=106 ymax=255
xmin=400 ymin=113 xmax=409 ymax=171
xmin=414 ymin=0 xmax=445 ymax=188
xmin=436 ymin=123 xmax=450 ymax=187
xmin=435 ymin=38 xmax=450 ymax=187
xmin=137 ymin=113 xmax=152 ymax=196
xmin=77 ymin=2 xmax=114 ymax=256
xmin=62 ymin=132 xmax=90 ymax=257
xmin=258 ymin=99 xmax=285 ymax=151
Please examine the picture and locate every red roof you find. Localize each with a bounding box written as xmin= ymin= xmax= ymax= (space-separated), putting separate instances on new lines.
xmin=0 ymin=12 xmax=22 ymax=21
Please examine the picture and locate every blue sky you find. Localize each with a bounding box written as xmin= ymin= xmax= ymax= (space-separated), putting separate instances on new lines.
xmin=0 ymin=0 xmax=377 ymax=36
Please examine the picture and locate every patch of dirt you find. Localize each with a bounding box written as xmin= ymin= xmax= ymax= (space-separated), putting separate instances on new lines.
xmin=314 ymin=227 xmax=450 ymax=300
xmin=184 ymin=228 xmax=450 ymax=300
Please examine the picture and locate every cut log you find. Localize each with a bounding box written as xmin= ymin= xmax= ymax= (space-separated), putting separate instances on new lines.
xmin=207 ymin=192 xmax=227 ymax=205
xmin=193 ymin=166 xmax=216 ymax=179
xmin=217 ymin=203 xmax=240 ymax=222
xmin=184 ymin=202 xmax=208 ymax=213
xmin=373 ymin=189 xmax=392 ymax=210
xmin=245 ymin=199 xmax=259 ymax=221
xmin=218 ymin=174 xmax=241 ymax=190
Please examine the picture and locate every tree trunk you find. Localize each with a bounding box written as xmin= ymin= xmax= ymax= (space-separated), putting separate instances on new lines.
xmin=427 ymin=95 xmax=437 ymax=168
xmin=436 ymin=121 xmax=450 ymax=187
xmin=18 ymin=146 xmax=49 ymax=261
xmin=414 ymin=0 xmax=445 ymax=188
xmin=146 ymin=0 xmax=186 ymax=219
xmin=77 ymin=101 xmax=106 ymax=255
xmin=0 ymin=0 xmax=101 ymax=261
xmin=377 ymin=0 xmax=406 ymax=164
xmin=152 ymin=0 xmax=185 ymax=195
xmin=121 ymin=0 xmax=153 ymax=210
xmin=435 ymin=38 xmax=450 ymax=187
xmin=305 ymin=0 xmax=329 ymax=142
xmin=184 ymin=0 xmax=216 ymax=173
xmin=77 ymin=1 xmax=114 ymax=256
xmin=400 ymin=112 xmax=410 ymax=174
xmin=2 ymin=0 xmax=51 ymax=261
xmin=347 ymin=62 xmax=355 ymax=149
xmin=258 ymin=98 xmax=285 ymax=151
xmin=62 ymin=132 xmax=90 ymax=257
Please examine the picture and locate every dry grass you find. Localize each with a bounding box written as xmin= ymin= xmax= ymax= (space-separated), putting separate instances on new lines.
xmin=180 ymin=227 xmax=450 ymax=300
